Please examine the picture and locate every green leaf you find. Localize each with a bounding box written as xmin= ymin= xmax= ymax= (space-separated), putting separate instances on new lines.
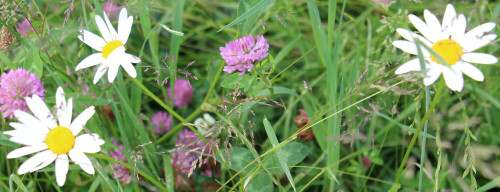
xmin=263 ymin=118 xmax=296 ymax=191
xmin=23 ymin=49 xmax=43 ymax=77
xmin=245 ymin=173 xmax=274 ymax=192
xmin=215 ymin=147 xmax=257 ymax=174
xmin=237 ymin=0 xmax=260 ymax=34
xmin=9 ymin=174 xmax=29 ymax=192
xmin=256 ymin=86 xmax=299 ymax=97
xmin=219 ymin=0 xmax=275 ymax=32
xmin=264 ymin=142 xmax=309 ymax=173
xmin=0 ymin=133 xmax=20 ymax=148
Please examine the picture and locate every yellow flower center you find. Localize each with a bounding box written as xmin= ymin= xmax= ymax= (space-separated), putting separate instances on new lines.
xmin=430 ymin=39 xmax=463 ymax=65
xmin=102 ymin=40 xmax=123 ymax=59
xmin=45 ymin=126 xmax=75 ymax=155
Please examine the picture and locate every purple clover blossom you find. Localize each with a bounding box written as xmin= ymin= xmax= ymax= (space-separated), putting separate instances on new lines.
xmin=17 ymin=19 xmax=34 ymax=37
xmin=220 ymin=35 xmax=269 ymax=75
xmin=171 ymin=129 xmax=207 ymax=189
xmin=109 ymin=140 xmax=132 ymax=185
xmin=167 ymin=79 xmax=193 ymax=108
xmin=151 ymin=111 xmax=172 ymax=134
xmin=0 ymin=68 xmax=45 ymax=119
xmin=102 ymin=1 xmax=119 ymax=16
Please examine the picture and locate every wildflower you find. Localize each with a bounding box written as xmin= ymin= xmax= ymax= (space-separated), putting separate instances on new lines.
xmin=220 ymin=35 xmax=269 ymax=75
xmin=4 ymin=87 xmax=104 ymax=186
xmin=76 ymin=8 xmax=141 ymax=84
xmin=171 ymin=129 xmax=207 ymax=189
xmin=393 ymin=4 xmax=497 ymax=92
xmin=194 ymin=113 xmax=215 ymax=135
xmin=109 ymin=140 xmax=132 ymax=185
xmin=17 ymin=19 xmax=34 ymax=37
xmin=102 ymin=2 xmax=119 ymax=17
xmin=151 ymin=111 xmax=172 ymax=134
xmin=167 ymin=79 xmax=193 ymax=108
xmin=0 ymin=68 xmax=45 ymax=119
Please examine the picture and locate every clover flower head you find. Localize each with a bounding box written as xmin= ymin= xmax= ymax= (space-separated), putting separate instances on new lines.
xmin=0 ymin=68 xmax=45 ymax=119
xmin=17 ymin=19 xmax=34 ymax=37
xmin=220 ymin=35 xmax=269 ymax=75
xmin=109 ymin=140 xmax=132 ymax=185
xmin=171 ymin=129 xmax=207 ymax=189
xmin=167 ymin=79 xmax=193 ymax=108
xmin=102 ymin=2 xmax=119 ymax=16
xmin=151 ymin=111 xmax=172 ymax=134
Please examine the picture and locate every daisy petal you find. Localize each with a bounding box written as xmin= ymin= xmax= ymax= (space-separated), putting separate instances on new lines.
xmin=464 ymin=22 xmax=496 ymax=40
xmin=393 ymin=40 xmax=429 ymax=56
xmin=69 ymin=149 xmax=95 ymax=175
xmin=69 ymin=106 xmax=95 ymax=135
xmin=441 ymin=4 xmax=456 ymax=38
xmin=107 ymin=64 xmax=120 ymax=83
xmin=395 ymin=28 xmax=433 ymax=46
xmin=25 ymin=95 xmax=57 ymax=129
xmin=55 ymin=87 xmax=66 ymax=113
xmin=423 ymin=66 xmax=442 ymax=86
xmin=395 ymin=58 xmax=427 ymax=74
xmin=59 ymin=98 xmax=73 ymax=127
xmin=121 ymin=62 xmax=137 ymax=78
xmin=424 ymin=9 xmax=442 ymax=39
xmin=18 ymin=150 xmax=52 ymax=174
xmin=30 ymin=152 xmax=57 ymax=172
xmin=74 ymin=134 xmax=105 ymax=153
xmin=451 ymin=14 xmax=466 ymax=40
xmin=103 ymin=11 xmax=118 ymax=39
xmin=408 ymin=14 xmax=435 ymax=42
xmin=460 ymin=34 xmax=496 ymax=52
xmin=125 ymin=53 xmax=141 ymax=63
xmin=4 ymin=130 xmax=44 ymax=142
xmin=75 ymin=53 xmax=105 ymax=71
xmin=93 ymin=64 xmax=108 ymax=84
xmin=118 ymin=9 xmax=133 ymax=44
xmin=95 ymin=15 xmax=112 ymax=42
xmin=7 ymin=145 xmax=48 ymax=159
xmin=78 ymin=30 xmax=106 ymax=51
xmin=10 ymin=136 xmax=44 ymax=146
xmin=14 ymin=111 xmax=49 ymax=134
xmin=459 ymin=62 xmax=484 ymax=81
xmin=9 ymin=122 xmax=44 ymax=136
xmin=442 ymin=67 xmax=464 ymax=92
xmin=462 ymin=53 xmax=498 ymax=64
xmin=55 ymin=154 xmax=69 ymax=187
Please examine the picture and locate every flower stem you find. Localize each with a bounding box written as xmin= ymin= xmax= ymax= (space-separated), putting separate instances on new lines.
xmin=394 ymin=78 xmax=445 ymax=186
xmin=87 ymin=153 xmax=169 ymax=192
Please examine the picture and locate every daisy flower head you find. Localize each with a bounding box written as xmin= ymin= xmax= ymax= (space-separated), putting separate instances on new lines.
xmin=393 ymin=4 xmax=498 ymax=92
xmin=76 ymin=8 xmax=141 ymax=84
xmin=220 ymin=35 xmax=269 ymax=75
xmin=5 ymin=87 xmax=104 ymax=186
xmin=0 ymin=68 xmax=45 ymax=119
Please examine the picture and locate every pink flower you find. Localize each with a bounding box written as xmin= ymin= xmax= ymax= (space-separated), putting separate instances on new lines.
xmin=102 ymin=2 xmax=119 ymax=16
xmin=171 ymin=129 xmax=208 ymax=189
xmin=220 ymin=35 xmax=269 ymax=75
xmin=109 ymin=140 xmax=132 ymax=185
xmin=17 ymin=19 xmax=34 ymax=37
xmin=151 ymin=111 xmax=172 ymax=134
xmin=0 ymin=68 xmax=45 ymax=119
xmin=167 ymin=79 xmax=193 ymax=108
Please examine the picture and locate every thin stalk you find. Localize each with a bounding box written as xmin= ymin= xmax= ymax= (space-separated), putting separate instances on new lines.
xmin=416 ymin=39 xmax=430 ymax=192
xmin=394 ymin=79 xmax=445 ymax=186
xmin=88 ymin=153 xmax=169 ymax=192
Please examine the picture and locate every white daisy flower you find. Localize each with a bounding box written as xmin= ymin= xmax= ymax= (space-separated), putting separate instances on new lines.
xmin=393 ymin=4 xmax=498 ymax=92
xmin=194 ymin=113 xmax=216 ymax=135
xmin=76 ymin=8 xmax=141 ymax=84
xmin=4 ymin=87 xmax=104 ymax=186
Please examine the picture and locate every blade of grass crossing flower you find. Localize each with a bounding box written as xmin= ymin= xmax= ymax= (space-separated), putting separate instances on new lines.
xmin=9 ymin=175 xmax=28 ymax=192
xmin=218 ymin=0 xmax=275 ymax=32
xmin=169 ymin=0 xmax=184 ymax=129
xmin=263 ymin=118 xmax=296 ymax=191
xmin=163 ymin=155 xmax=175 ymax=192
xmin=415 ymin=39 xmax=431 ymax=192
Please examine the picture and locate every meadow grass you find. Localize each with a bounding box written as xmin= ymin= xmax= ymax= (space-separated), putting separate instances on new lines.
xmin=1 ymin=0 xmax=500 ymax=191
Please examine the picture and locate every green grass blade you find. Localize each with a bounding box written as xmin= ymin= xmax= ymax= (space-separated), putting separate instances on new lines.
xmin=218 ymin=0 xmax=275 ymax=32
xmin=263 ymin=118 xmax=296 ymax=191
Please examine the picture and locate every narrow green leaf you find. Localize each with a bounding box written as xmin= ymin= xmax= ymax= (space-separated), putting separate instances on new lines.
xmin=263 ymin=118 xmax=296 ymax=191
xmin=218 ymin=0 xmax=275 ymax=32
xmin=9 ymin=174 xmax=29 ymax=192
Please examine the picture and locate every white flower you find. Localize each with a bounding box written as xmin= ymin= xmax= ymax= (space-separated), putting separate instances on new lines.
xmin=194 ymin=113 xmax=216 ymax=135
xmin=76 ymin=8 xmax=141 ymax=84
xmin=4 ymin=87 xmax=105 ymax=186
xmin=393 ymin=4 xmax=498 ymax=92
